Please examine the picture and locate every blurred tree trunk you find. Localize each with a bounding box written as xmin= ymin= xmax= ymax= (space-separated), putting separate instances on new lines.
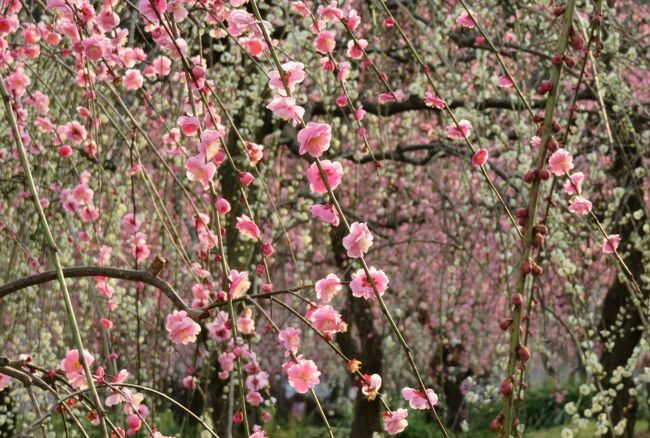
xmin=331 ymin=225 xmax=383 ymax=438
xmin=599 ymin=111 xmax=648 ymax=438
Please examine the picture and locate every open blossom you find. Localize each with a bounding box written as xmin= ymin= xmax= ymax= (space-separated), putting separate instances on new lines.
xmin=350 ymin=267 xmax=389 ymax=300
xmin=236 ymin=215 xmax=261 ymax=239
xmin=269 ymin=61 xmax=305 ymax=95
xmin=308 ymin=305 xmax=346 ymax=335
xmin=311 ymin=203 xmax=340 ymax=226
xmin=472 ymin=148 xmax=488 ymax=166
xmin=602 ymin=234 xmax=621 ymax=254
xmin=361 ymin=374 xmax=382 ymax=400
xmin=548 ymin=149 xmax=574 ymax=175
xmin=229 ymin=270 xmax=251 ymax=298
xmin=237 ymin=308 xmax=255 ymax=335
xmin=298 ymin=122 xmax=332 ymax=157
xmin=424 ymin=92 xmax=445 ymax=109
xmin=315 ymin=273 xmax=342 ymax=303
xmin=208 ymin=311 xmax=231 ymax=341
xmin=123 ymin=69 xmax=144 ymax=90
xmin=186 ymin=154 xmax=216 ymax=190
xmin=564 ymin=171 xmax=585 ymax=195
xmin=314 ymin=30 xmax=336 ymax=54
xmin=568 ymin=196 xmax=592 ymax=215
xmin=456 ymin=10 xmax=475 ymax=28
xmin=347 ymin=38 xmax=368 ymax=59
xmin=165 ymin=311 xmax=200 ymax=345
xmin=402 ymin=387 xmax=438 ymax=409
xmin=384 ymin=409 xmax=409 ymax=435
xmin=306 ymin=160 xmax=344 ymax=193
xmin=178 ymin=115 xmax=200 ymax=136
xmin=266 ymin=96 xmax=305 ymax=126
xmin=447 ymin=119 xmax=472 ymax=140
xmin=342 ymin=222 xmax=373 ymax=258
xmin=61 ymin=349 xmax=95 ymax=389
xmin=200 ymin=129 xmax=224 ymax=160
xmin=279 ymin=327 xmax=301 ymax=353
xmin=286 ymin=359 xmax=321 ymax=393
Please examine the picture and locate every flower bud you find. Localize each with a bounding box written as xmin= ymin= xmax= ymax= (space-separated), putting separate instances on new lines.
xmin=537 ymin=80 xmax=553 ymax=95
xmin=518 ymin=345 xmax=531 ymax=362
xmin=499 ymin=378 xmax=513 ymax=396
xmin=499 ymin=318 xmax=513 ymax=331
xmin=512 ymin=293 xmax=523 ymax=306
xmin=537 ymin=169 xmax=550 ymax=180
xmin=523 ymin=170 xmax=536 ymax=184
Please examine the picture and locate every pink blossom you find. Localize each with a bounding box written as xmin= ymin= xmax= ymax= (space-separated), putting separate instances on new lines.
xmin=568 ymin=196 xmax=592 ymax=216
xmin=246 ymin=391 xmax=264 ymax=406
xmin=315 ymin=273 xmax=342 ymax=303
xmin=384 ymin=409 xmax=408 ymax=435
xmin=266 ymin=96 xmax=305 ymax=126
xmin=298 ymin=122 xmax=332 ymax=157
xmin=315 ymin=31 xmax=336 ymax=54
xmin=309 ymin=305 xmax=346 ymax=335
xmin=361 ymin=374 xmax=382 ymax=400
xmin=208 ymin=311 xmax=232 ymax=341
xmin=402 ymin=387 xmax=438 ymax=409
xmin=237 ymin=307 xmax=255 ymax=335
xmin=456 ymin=11 xmax=475 ymax=28
xmin=602 ymin=234 xmax=621 ymax=254
xmin=151 ymin=56 xmax=172 ymax=76
xmin=317 ymin=2 xmax=342 ymax=21
xmin=350 ymin=266 xmax=389 ymax=300
xmin=246 ymin=141 xmax=264 ymax=165
xmin=497 ymin=75 xmax=514 ymax=88
xmin=236 ymin=215 xmax=261 ymax=239
xmin=0 ymin=15 xmax=19 ymax=35
xmin=200 ymin=129 xmax=224 ymax=160
xmin=342 ymin=222 xmax=373 ymax=258
xmin=178 ymin=115 xmax=200 ymax=136
xmin=564 ymin=171 xmax=585 ymax=195
xmin=186 ymin=155 xmax=216 ymax=190
xmin=424 ymin=92 xmax=445 ymax=109
xmin=279 ymin=327 xmax=301 ymax=353
xmin=123 ymin=69 xmax=144 ymax=90
xmin=240 ymin=37 xmax=267 ymax=57
xmin=82 ymin=37 xmax=106 ymax=61
xmin=127 ymin=413 xmax=141 ymax=434
xmin=447 ymin=119 xmax=472 ymax=140
xmin=165 ymin=311 xmax=200 ymax=345
xmin=0 ymin=374 xmax=9 ymax=391
xmin=306 ymin=160 xmax=344 ymax=193
xmin=138 ymin=0 xmax=167 ymax=23
xmin=216 ymin=198 xmax=231 ymax=215
xmin=472 ymin=149 xmax=488 ymax=167
xmin=61 ymin=349 xmax=95 ymax=389
xmin=239 ymin=172 xmax=255 ymax=186
xmin=346 ymin=39 xmax=368 ymax=59
xmin=183 ymin=376 xmax=197 ymax=389
xmin=269 ymin=61 xmax=305 ymax=95
xmin=291 ymin=1 xmax=311 ymax=17
xmin=311 ymin=203 xmax=340 ymax=226
xmin=229 ymin=270 xmax=251 ymax=298
xmin=548 ymin=149 xmax=574 ymax=176
xmin=286 ymin=359 xmax=320 ymax=393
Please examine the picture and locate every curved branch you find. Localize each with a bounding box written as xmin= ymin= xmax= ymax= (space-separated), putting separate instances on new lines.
xmin=0 ymin=266 xmax=202 ymax=319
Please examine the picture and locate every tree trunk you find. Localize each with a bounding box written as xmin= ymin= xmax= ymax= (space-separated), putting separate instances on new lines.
xmin=331 ymin=225 xmax=383 ymax=438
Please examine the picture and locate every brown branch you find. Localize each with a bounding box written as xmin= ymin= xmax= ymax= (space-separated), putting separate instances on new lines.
xmin=0 ymin=266 xmax=202 ymax=319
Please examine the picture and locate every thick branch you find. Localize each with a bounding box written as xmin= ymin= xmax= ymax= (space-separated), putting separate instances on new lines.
xmin=0 ymin=266 xmax=202 ymax=319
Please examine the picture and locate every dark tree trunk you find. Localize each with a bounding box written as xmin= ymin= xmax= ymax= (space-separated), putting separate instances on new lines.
xmin=599 ymin=250 xmax=643 ymax=438
xmin=598 ymin=110 xmax=648 ymax=437
xmin=331 ymin=225 xmax=383 ymax=438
